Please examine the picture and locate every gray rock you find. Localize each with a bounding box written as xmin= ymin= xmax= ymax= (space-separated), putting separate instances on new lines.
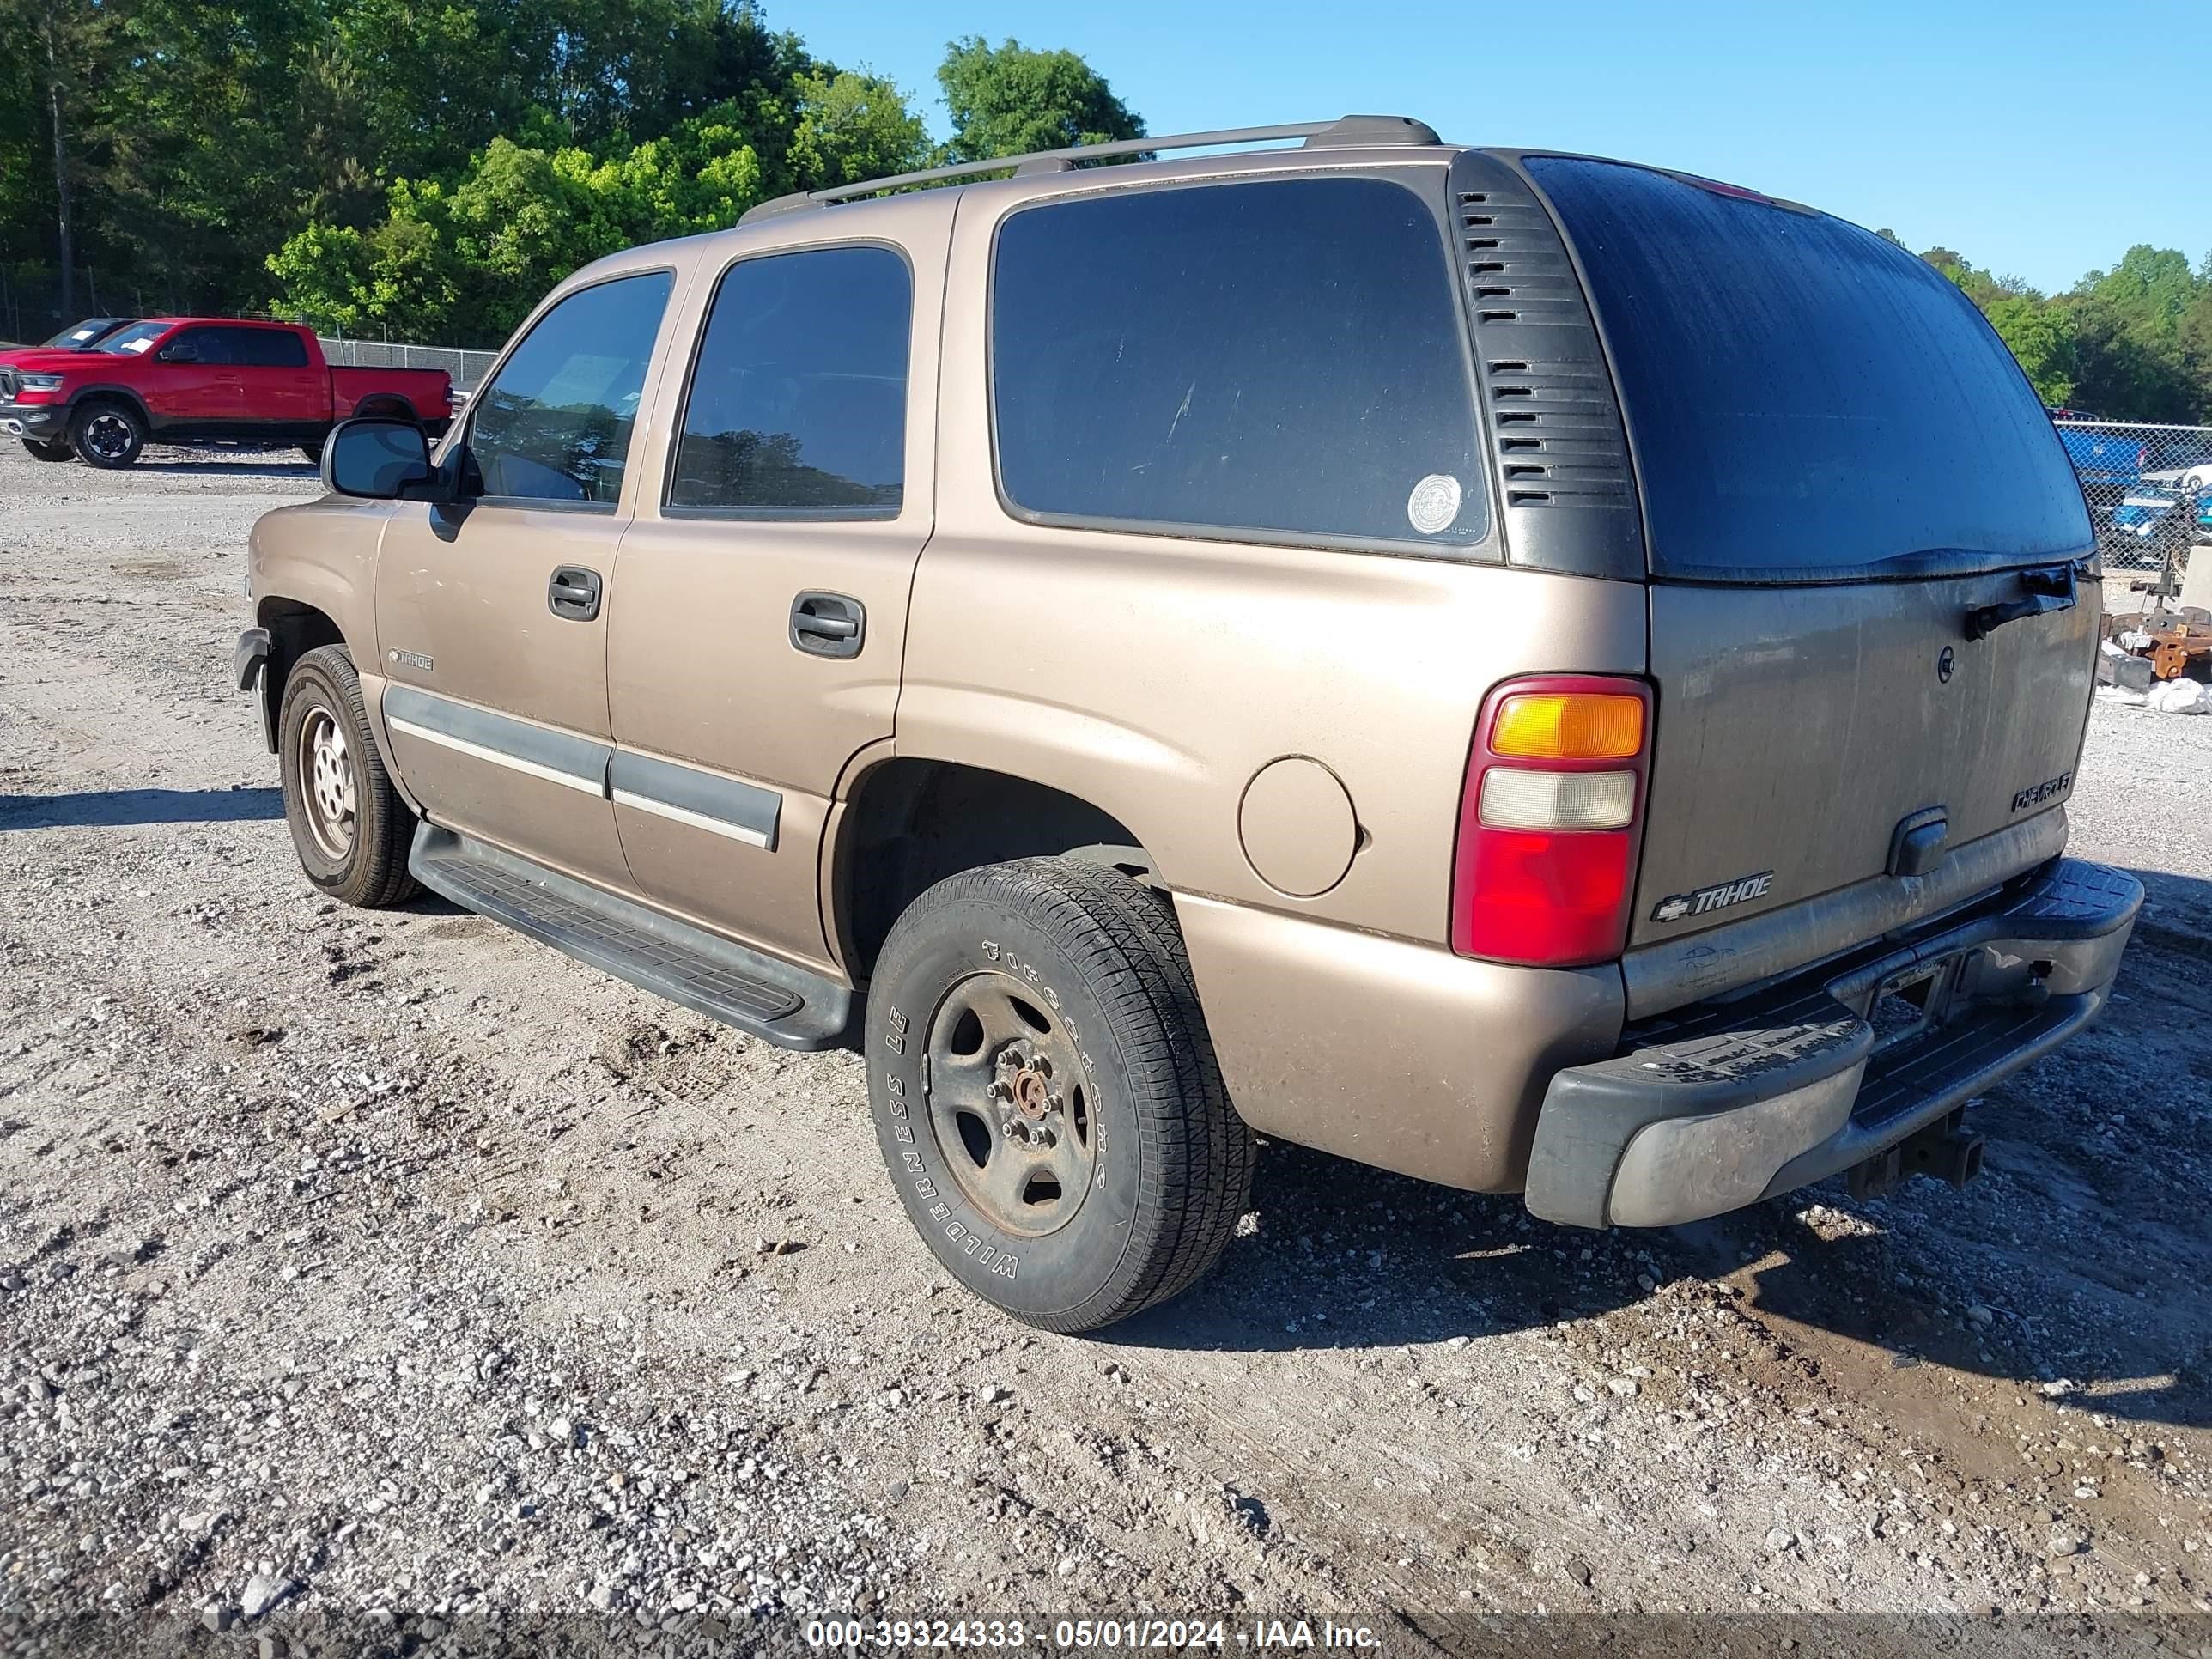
xmin=1763 ymin=1528 xmax=1796 ymax=1553
xmin=240 ymin=1571 xmax=292 ymax=1619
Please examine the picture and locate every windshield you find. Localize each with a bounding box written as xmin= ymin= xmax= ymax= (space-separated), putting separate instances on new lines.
xmin=94 ymin=321 xmax=173 ymax=356
xmin=43 ymin=318 xmax=125 ymax=349
xmin=1525 ymin=157 xmax=2094 ymax=582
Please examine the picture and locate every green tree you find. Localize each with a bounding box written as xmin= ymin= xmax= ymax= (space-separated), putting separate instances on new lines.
xmin=788 ymin=68 xmax=928 ymax=189
xmin=935 ymin=35 xmax=1143 ymax=162
xmin=0 ymin=0 xmax=116 ymax=310
xmin=1984 ymin=294 xmax=2076 ymax=406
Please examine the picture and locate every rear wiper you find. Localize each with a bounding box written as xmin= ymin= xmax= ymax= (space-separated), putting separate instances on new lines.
xmin=1963 ymin=561 xmax=2077 ymax=642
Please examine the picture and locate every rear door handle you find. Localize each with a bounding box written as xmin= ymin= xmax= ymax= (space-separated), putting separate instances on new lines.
xmin=791 ymin=591 xmax=864 ymax=659
xmin=548 ymin=566 xmax=603 ymax=622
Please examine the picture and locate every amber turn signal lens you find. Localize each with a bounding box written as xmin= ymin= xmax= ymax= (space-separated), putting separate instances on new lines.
xmin=1491 ymin=693 xmax=1644 ymax=760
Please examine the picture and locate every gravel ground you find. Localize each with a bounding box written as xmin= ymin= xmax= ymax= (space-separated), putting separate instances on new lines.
xmin=2 ymin=441 xmax=2209 ymax=1656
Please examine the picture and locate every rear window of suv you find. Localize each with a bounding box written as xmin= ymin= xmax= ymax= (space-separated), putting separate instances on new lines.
xmin=1525 ymin=157 xmax=2093 ymax=582
xmin=991 ymin=176 xmax=1487 ymax=552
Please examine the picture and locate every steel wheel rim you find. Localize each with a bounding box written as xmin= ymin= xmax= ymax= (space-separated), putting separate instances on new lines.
xmin=82 ymin=412 xmax=131 ymax=462
xmin=923 ymin=970 xmax=1097 ymax=1239
xmin=297 ymin=705 xmax=357 ymax=860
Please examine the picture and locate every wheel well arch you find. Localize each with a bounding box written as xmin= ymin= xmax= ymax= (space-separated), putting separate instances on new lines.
xmin=349 ymin=394 xmax=413 ymax=420
xmin=254 ymin=598 xmax=346 ymax=746
xmin=833 ymin=758 xmax=1152 ymax=981
xmin=64 ymin=386 xmax=152 ymax=428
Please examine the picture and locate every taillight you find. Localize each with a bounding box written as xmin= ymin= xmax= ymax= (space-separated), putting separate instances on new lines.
xmin=1451 ymin=675 xmax=1652 ymax=967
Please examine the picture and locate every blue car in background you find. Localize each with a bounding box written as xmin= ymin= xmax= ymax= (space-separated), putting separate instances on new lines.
xmin=2056 ymin=425 xmax=2148 ymax=501
xmin=2111 ymin=484 xmax=2212 ymax=546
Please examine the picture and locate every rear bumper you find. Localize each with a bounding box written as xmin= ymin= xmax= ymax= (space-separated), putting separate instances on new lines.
xmin=1526 ymin=857 xmax=2142 ymax=1228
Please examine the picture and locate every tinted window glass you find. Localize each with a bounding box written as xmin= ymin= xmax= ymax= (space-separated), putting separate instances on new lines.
xmin=1525 ymin=157 xmax=2093 ymax=580
xmin=166 ymin=328 xmax=232 ymax=365
xmin=471 ymin=271 xmax=673 ymax=506
xmin=992 ymin=178 xmax=1485 ymax=548
xmin=222 ymin=327 xmax=310 ymax=368
xmin=669 ymin=246 xmax=910 ymax=514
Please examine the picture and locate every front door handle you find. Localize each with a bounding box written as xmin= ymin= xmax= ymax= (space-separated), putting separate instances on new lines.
xmin=548 ymin=566 xmax=603 ymax=622
xmin=791 ymin=591 xmax=864 ymax=659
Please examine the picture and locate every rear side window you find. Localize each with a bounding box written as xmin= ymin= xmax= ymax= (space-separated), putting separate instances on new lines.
xmin=470 ymin=270 xmax=674 ymax=507
xmin=222 ymin=327 xmax=310 ymax=368
xmin=991 ymin=177 xmax=1487 ymax=550
xmin=667 ymin=245 xmax=910 ymax=515
xmin=1525 ymin=157 xmax=2092 ymax=581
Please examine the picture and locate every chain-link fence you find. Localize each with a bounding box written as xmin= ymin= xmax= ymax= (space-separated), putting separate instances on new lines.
xmin=2056 ymin=418 xmax=2211 ymax=575
xmin=315 ymin=335 xmax=500 ymax=393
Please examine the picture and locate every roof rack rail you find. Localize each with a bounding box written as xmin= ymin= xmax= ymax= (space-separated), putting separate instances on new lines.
xmin=738 ymin=113 xmax=1443 ymax=224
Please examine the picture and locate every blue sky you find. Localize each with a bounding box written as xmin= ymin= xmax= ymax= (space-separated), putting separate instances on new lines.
xmin=793 ymin=0 xmax=2208 ymax=295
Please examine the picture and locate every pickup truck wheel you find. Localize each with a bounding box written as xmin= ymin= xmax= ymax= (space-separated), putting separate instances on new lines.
xmin=21 ymin=438 xmax=73 ymax=462
xmin=866 ymin=857 xmax=1254 ymax=1334
xmin=69 ymin=400 xmax=144 ymax=469
xmin=277 ymin=644 xmax=420 ymax=908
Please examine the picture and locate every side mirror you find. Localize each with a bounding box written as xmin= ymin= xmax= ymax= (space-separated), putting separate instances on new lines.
xmin=158 ymin=340 xmax=199 ymax=363
xmin=324 ymin=416 xmax=434 ymax=499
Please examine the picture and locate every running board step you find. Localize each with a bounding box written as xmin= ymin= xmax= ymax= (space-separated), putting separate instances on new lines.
xmin=408 ymin=825 xmax=853 ymax=1050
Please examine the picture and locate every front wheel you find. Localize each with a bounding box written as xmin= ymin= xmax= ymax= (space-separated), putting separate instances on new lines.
xmin=276 ymin=644 xmax=420 ymax=908
xmin=69 ymin=399 xmax=144 ymax=469
xmin=22 ymin=437 xmax=73 ymax=462
xmin=866 ymin=857 xmax=1254 ymax=1334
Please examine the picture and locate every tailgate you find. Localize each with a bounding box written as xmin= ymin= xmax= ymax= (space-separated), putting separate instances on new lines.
xmin=1519 ymin=155 xmax=2100 ymax=957
xmin=1633 ymin=573 xmax=2094 ymax=945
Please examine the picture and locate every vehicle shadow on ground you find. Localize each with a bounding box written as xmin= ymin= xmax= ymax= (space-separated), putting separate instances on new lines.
xmin=1121 ymin=866 xmax=2211 ymax=1426
xmin=0 ymin=786 xmax=283 ymax=829
xmin=131 ymin=459 xmax=316 ymax=477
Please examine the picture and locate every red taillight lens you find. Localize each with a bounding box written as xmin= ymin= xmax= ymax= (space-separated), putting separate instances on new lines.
xmin=1450 ymin=674 xmax=1653 ymax=967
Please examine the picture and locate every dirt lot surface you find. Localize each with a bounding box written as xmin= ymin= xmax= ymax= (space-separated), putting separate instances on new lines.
xmin=3 ymin=441 xmax=2210 ymax=1656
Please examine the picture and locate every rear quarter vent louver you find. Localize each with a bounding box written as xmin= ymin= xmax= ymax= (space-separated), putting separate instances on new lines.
xmin=1449 ymin=152 xmax=1646 ymax=580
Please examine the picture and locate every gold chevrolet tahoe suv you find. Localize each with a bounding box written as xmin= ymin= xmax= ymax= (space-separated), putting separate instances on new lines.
xmin=237 ymin=117 xmax=2141 ymax=1333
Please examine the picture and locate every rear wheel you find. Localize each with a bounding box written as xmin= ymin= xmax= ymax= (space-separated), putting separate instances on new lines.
xmin=277 ymin=644 xmax=420 ymax=908
xmin=69 ymin=399 xmax=144 ymax=469
xmin=866 ymin=857 xmax=1254 ymax=1334
xmin=22 ymin=437 xmax=73 ymax=462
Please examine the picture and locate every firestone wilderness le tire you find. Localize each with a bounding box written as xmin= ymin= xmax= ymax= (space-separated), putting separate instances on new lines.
xmin=866 ymin=856 xmax=1255 ymax=1334
xmin=22 ymin=437 xmax=73 ymax=462
xmin=67 ymin=398 xmax=144 ymax=469
xmin=276 ymin=644 xmax=421 ymax=908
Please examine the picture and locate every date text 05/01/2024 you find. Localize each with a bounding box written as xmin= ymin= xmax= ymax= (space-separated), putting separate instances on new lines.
xmin=801 ymin=1619 xmax=1384 ymax=1650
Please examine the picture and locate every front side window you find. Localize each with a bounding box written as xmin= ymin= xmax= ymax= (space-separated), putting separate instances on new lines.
xmin=163 ymin=328 xmax=232 ymax=365
xmin=667 ymin=246 xmax=911 ymax=514
xmin=991 ymin=176 xmax=1487 ymax=550
xmin=469 ymin=270 xmax=674 ymax=507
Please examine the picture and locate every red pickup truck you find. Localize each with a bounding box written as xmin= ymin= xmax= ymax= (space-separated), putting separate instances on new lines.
xmin=0 ymin=317 xmax=450 ymax=469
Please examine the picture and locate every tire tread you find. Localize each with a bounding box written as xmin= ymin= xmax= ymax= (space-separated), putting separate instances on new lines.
xmin=879 ymin=856 xmax=1253 ymax=1333
xmin=280 ymin=644 xmax=420 ymax=908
